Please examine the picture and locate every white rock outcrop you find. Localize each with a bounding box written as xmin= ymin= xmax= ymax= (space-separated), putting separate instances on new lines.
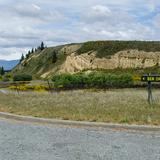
xmin=60 ymin=50 xmax=160 ymax=73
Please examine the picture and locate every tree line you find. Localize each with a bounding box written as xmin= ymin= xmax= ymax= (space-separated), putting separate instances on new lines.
xmin=20 ymin=41 xmax=46 ymax=62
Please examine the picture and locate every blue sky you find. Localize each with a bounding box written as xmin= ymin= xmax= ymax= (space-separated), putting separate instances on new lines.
xmin=0 ymin=0 xmax=160 ymax=60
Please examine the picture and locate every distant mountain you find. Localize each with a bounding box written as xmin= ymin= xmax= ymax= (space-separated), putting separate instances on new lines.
xmin=0 ymin=60 xmax=19 ymax=70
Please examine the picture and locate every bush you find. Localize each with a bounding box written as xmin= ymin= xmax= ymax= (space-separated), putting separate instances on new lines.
xmin=9 ymin=85 xmax=27 ymax=91
xmin=34 ymin=85 xmax=47 ymax=92
xmin=52 ymin=72 xmax=133 ymax=89
xmin=2 ymin=77 xmax=10 ymax=82
xmin=9 ymin=84 xmax=48 ymax=92
xmin=13 ymin=74 xmax=32 ymax=81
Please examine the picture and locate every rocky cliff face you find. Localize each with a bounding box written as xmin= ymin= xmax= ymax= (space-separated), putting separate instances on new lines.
xmin=60 ymin=50 xmax=160 ymax=74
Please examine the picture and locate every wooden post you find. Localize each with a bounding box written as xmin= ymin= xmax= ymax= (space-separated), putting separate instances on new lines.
xmin=148 ymin=81 xmax=153 ymax=104
xmin=15 ymin=82 xmax=19 ymax=95
xmin=141 ymin=73 xmax=160 ymax=105
xmin=47 ymin=80 xmax=52 ymax=93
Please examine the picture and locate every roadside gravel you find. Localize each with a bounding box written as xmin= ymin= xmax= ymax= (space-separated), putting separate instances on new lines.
xmin=0 ymin=118 xmax=159 ymax=160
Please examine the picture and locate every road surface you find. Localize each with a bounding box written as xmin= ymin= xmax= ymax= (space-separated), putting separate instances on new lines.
xmin=0 ymin=118 xmax=160 ymax=160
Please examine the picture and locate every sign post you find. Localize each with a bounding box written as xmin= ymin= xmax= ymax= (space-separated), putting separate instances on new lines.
xmin=147 ymin=81 xmax=153 ymax=104
xmin=141 ymin=73 xmax=160 ymax=104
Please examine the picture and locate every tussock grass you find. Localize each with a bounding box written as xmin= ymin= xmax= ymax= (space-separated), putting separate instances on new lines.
xmin=0 ymin=89 xmax=160 ymax=125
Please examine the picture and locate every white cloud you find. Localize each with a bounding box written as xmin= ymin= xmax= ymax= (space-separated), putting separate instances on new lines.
xmin=0 ymin=47 xmax=29 ymax=60
xmin=32 ymin=4 xmax=41 ymax=10
xmin=153 ymin=14 xmax=160 ymax=28
xmin=0 ymin=0 xmax=160 ymax=60
xmin=79 ymin=4 xmax=154 ymax=40
xmin=92 ymin=5 xmax=111 ymax=15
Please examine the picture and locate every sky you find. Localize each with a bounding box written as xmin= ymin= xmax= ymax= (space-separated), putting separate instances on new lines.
xmin=0 ymin=0 xmax=160 ymax=60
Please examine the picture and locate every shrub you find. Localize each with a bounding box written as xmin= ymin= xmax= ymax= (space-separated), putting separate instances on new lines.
xmin=9 ymin=85 xmax=17 ymax=90
xmin=2 ymin=77 xmax=10 ymax=82
xmin=52 ymin=72 xmax=133 ymax=89
xmin=34 ymin=85 xmax=47 ymax=92
xmin=9 ymin=85 xmax=27 ymax=91
xmin=13 ymin=74 xmax=32 ymax=81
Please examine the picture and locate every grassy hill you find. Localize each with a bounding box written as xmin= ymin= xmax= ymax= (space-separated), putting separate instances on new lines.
xmin=77 ymin=41 xmax=160 ymax=57
xmin=12 ymin=40 xmax=160 ymax=79
xmin=12 ymin=45 xmax=68 ymax=78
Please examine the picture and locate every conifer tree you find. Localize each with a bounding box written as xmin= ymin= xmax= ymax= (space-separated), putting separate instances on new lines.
xmin=0 ymin=66 xmax=5 ymax=75
xmin=31 ymin=48 xmax=34 ymax=54
xmin=26 ymin=51 xmax=31 ymax=59
xmin=52 ymin=50 xmax=57 ymax=63
xmin=40 ymin=41 xmax=45 ymax=50
xmin=20 ymin=53 xmax=24 ymax=62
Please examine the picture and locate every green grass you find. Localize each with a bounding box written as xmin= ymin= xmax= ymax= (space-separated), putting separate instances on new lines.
xmin=77 ymin=41 xmax=160 ymax=58
xmin=12 ymin=46 xmax=66 ymax=79
xmin=0 ymin=89 xmax=160 ymax=125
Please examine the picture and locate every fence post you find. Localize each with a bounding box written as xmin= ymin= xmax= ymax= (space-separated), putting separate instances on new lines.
xmin=47 ymin=80 xmax=52 ymax=93
xmin=147 ymin=81 xmax=153 ymax=105
xmin=15 ymin=82 xmax=19 ymax=94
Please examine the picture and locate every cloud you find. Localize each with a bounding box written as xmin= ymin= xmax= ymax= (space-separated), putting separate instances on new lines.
xmin=12 ymin=3 xmax=67 ymax=23
xmin=0 ymin=0 xmax=160 ymax=60
xmin=80 ymin=4 xmax=154 ymax=40
xmin=153 ymin=14 xmax=160 ymax=28
xmin=82 ymin=5 xmax=111 ymax=23
xmin=0 ymin=47 xmax=29 ymax=60
xmin=92 ymin=5 xmax=111 ymax=15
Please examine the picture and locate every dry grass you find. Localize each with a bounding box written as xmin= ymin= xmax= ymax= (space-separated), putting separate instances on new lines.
xmin=0 ymin=89 xmax=160 ymax=125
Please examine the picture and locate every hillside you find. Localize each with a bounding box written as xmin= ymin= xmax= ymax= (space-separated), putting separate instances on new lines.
xmin=12 ymin=41 xmax=160 ymax=79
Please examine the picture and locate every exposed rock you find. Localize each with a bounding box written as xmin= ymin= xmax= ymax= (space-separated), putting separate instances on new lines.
xmin=60 ymin=50 xmax=160 ymax=74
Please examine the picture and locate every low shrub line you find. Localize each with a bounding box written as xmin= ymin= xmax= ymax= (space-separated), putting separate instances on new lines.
xmin=52 ymin=72 xmax=134 ymax=89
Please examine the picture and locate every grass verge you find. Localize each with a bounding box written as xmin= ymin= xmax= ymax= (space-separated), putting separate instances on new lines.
xmin=0 ymin=89 xmax=160 ymax=125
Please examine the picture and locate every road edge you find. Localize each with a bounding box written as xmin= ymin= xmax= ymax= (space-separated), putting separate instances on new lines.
xmin=0 ymin=111 xmax=160 ymax=131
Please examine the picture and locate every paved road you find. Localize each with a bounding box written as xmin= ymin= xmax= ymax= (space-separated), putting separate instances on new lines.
xmin=0 ymin=119 xmax=160 ymax=160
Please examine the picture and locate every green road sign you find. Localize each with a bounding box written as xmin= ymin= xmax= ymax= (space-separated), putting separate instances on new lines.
xmin=141 ymin=73 xmax=160 ymax=104
xmin=141 ymin=75 xmax=160 ymax=82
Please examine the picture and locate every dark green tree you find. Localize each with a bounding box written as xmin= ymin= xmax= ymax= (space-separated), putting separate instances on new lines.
xmin=20 ymin=53 xmax=24 ymax=62
xmin=0 ymin=66 xmax=5 ymax=75
xmin=13 ymin=74 xmax=32 ymax=81
xmin=37 ymin=46 xmax=41 ymax=50
xmin=52 ymin=50 xmax=57 ymax=63
xmin=26 ymin=51 xmax=31 ymax=59
xmin=31 ymin=48 xmax=34 ymax=54
xmin=40 ymin=41 xmax=45 ymax=50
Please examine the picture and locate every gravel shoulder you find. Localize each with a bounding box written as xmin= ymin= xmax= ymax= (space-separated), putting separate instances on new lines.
xmin=0 ymin=118 xmax=160 ymax=160
xmin=0 ymin=111 xmax=160 ymax=133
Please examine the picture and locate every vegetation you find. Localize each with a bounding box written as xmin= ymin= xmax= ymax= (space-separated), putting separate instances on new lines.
xmin=52 ymin=72 xmax=133 ymax=89
xmin=9 ymin=84 xmax=48 ymax=92
xmin=12 ymin=45 xmax=66 ymax=78
xmin=77 ymin=41 xmax=160 ymax=58
xmin=0 ymin=89 xmax=160 ymax=125
xmin=20 ymin=54 xmax=24 ymax=62
xmin=13 ymin=74 xmax=32 ymax=81
xmin=0 ymin=66 xmax=5 ymax=75
xmin=24 ymin=41 xmax=46 ymax=60
xmin=12 ymin=40 xmax=160 ymax=79
xmin=40 ymin=41 xmax=45 ymax=51
xmin=26 ymin=50 xmax=31 ymax=59
xmin=52 ymin=50 xmax=58 ymax=63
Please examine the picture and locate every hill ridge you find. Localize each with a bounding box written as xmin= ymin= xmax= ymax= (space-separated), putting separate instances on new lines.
xmin=12 ymin=40 xmax=160 ymax=78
